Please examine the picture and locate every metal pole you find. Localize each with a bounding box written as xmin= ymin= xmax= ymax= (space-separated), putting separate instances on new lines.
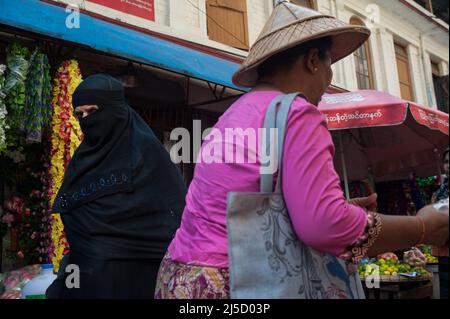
xmin=435 ymin=148 xmax=442 ymax=177
xmin=339 ymin=131 xmax=350 ymax=200
xmin=367 ymin=166 xmax=377 ymax=194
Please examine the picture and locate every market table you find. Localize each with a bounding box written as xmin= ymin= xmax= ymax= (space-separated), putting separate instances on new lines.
xmin=360 ymin=274 xmax=434 ymax=299
xmin=426 ymin=263 xmax=440 ymax=299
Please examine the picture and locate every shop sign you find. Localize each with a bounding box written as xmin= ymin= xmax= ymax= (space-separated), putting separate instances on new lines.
xmin=87 ymin=0 xmax=155 ymax=21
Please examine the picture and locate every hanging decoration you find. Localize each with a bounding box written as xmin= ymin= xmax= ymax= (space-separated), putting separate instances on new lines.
xmin=4 ymin=43 xmax=30 ymax=147
xmin=17 ymin=183 xmax=52 ymax=265
xmin=48 ymin=60 xmax=83 ymax=271
xmin=1 ymin=152 xmax=51 ymax=266
xmin=416 ymin=176 xmax=439 ymax=189
xmin=1 ymin=45 xmax=54 ymax=268
xmin=23 ymin=48 xmax=52 ymax=143
xmin=0 ymin=64 xmax=7 ymax=153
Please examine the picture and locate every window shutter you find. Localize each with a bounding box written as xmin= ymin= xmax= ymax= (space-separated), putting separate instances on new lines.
xmin=395 ymin=43 xmax=413 ymax=101
xmin=206 ymin=0 xmax=249 ymax=50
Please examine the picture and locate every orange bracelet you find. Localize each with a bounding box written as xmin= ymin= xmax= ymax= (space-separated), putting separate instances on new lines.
xmin=416 ymin=216 xmax=426 ymax=246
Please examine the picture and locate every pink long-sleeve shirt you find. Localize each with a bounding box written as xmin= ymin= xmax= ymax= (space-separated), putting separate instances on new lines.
xmin=168 ymin=91 xmax=367 ymax=268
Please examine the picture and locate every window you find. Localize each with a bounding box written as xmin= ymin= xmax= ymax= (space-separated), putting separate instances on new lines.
xmin=412 ymin=0 xmax=449 ymax=24
xmin=394 ymin=43 xmax=414 ymax=101
xmin=290 ymin=0 xmax=315 ymax=9
xmin=432 ymin=62 xmax=449 ymax=113
xmin=413 ymin=0 xmax=434 ymax=11
xmin=206 ymin=0 xmax=249 ymax=50
xmin=350 ymin=17 xmax=374 ymax=90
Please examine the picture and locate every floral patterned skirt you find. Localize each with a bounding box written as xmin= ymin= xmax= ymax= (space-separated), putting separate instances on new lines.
xmin=154 ymin=253 xmax=230 ymax=299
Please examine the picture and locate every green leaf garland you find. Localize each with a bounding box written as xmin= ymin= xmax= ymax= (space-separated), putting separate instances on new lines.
xmin=5 ymin=43 xmax=30 ymax=147
xmin=24 ymin=49 xmax=52 ymax=143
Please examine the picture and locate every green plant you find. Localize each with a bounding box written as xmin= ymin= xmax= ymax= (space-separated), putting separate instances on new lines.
xmin=5 ymin=43 xmax=30 ymax=147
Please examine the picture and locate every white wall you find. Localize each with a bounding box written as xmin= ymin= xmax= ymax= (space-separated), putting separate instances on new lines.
xmin=246 ymin=0 xmax=274 ymax=45
xmin=155 ymin=0 xmax=170 ymax=26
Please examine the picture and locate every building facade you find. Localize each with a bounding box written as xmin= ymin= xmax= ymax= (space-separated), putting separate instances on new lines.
xmin=46 ymin=0 xmax=449 ymax=112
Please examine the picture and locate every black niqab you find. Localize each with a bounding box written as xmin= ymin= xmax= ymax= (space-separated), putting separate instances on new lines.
xmin=52 ymin=74 xmax=186 ymax=261
xmin=53 ymin=74 xmax=134 ymax=212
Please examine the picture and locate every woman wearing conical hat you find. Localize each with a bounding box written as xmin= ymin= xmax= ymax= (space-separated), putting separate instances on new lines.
xmin=155 ymin=2 xmax=449 ymax=299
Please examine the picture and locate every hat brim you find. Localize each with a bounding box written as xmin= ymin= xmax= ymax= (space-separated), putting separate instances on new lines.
xmin=232 ymin=26 xmax=370 ymax=88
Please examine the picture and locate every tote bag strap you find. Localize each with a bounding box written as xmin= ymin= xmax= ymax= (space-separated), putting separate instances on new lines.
xmin=260 ymin=93 xmax=306 ymax=193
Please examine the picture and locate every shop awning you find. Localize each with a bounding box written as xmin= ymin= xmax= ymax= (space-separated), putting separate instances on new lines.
xmin=318 ymin=90 xmax=449 ymax=182
xmin=319 ymin=90 xmax=449 ymax=135
xmin=0 ymin=0 xmax=243 ymax=91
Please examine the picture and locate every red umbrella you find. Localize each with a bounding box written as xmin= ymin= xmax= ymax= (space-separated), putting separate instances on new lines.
xmin=318 ymin=90 xmax=449 ymax=198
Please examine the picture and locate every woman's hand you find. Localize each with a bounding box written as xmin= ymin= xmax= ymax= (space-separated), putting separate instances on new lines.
xmin=348 ymin=193 xmax=378 ymax=211
xmin=417 ymin=205 xmax=449 ymax=247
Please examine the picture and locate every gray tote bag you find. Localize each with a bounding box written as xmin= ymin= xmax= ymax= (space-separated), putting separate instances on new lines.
xmin=227 ymin=93 xmax=365 ymax=299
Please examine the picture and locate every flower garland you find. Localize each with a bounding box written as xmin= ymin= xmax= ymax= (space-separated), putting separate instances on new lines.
xmin=2 ymin=167 xmax=51 ymax=266
xmin=24 ymin=49 xmax=52 ymax=143
xmin=0 ymin=64 xmax=7 ymax=153
xmin=48 ymin=60 xmax=83 ymax=271
xmin=18 ymin=185 xmax=52 ymax=265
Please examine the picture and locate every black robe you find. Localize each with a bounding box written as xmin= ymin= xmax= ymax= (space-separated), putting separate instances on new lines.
xmin=47 ymin=74 xmax=186 ymax=299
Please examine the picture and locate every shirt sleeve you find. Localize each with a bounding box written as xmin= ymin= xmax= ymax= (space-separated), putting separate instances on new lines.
xmin=281 ymin=101 xmax=367 ymax=256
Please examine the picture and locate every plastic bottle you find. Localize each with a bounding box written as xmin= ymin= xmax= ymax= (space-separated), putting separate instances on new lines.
xmin=21 ymin=264 xmax=57 ymax=299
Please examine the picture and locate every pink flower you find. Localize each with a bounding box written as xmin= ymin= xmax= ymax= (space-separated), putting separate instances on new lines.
xmin=31 ymin=232 xmax=38 ymax=240
xmin=1 ymin=213 xmax=15 ymax=225
xmin=4 ymin=199 xmax=14 ymax=212
xmin=31 ymin=189 xmax=41 ymax=197
xmin=10 ymin=196 xmax=24 ymax=214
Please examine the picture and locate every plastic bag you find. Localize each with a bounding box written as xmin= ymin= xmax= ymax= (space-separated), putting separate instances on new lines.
xmin=3 ymin=55 xmax=29 ymax=94
xmin=0 ymin=265 xmax=41 ymax=299
xmin=404 ymin=247 xmax=427 ymax=268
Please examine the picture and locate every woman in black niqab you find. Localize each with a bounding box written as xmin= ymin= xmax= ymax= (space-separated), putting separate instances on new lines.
xmin=46 ymin=74 xmax=187 ymax=299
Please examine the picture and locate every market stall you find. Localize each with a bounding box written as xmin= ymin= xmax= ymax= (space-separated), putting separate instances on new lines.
xmin=358 ymin=248 xmax=439 ymax=299
xmin=319 ymin=90 xmax=449 ymax=299
xmin=319 ymin=90 xmax=448 ymax=218
xmin=0 ymin=37 xmax=89 ymax=295
xmin=0 ymin=20 xmax=243 ymax=299
xmin=318 ymin=90 xmax=449 ymax=199
xmin=0 ymin=1 xmax=448 ymax=297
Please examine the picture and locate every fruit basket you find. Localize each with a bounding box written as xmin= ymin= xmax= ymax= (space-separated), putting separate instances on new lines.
xmin=358 ymin=253 xmax=434 ymax=299
xmin=358 ymin=256 xmax=433 ymax=283
xmin=420 ymin=246 xmax=439 ymax=265
xmin=424 ymin=253 xmax=439 ymax=265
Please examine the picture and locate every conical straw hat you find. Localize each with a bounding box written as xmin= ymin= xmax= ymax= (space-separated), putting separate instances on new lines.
xmin=232 ymin=1 xmax=371 ymax=88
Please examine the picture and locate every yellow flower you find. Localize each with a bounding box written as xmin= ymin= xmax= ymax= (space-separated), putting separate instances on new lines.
xmin=49 ymin=60 xmax=83 ymax=271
